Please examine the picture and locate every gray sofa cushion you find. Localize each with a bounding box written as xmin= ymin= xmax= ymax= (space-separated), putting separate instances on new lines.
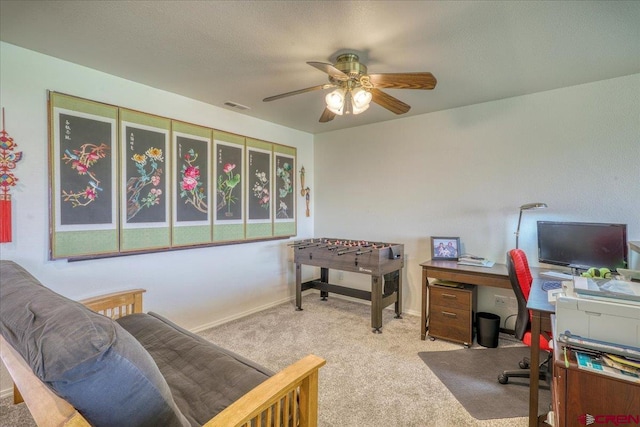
xmin=0 ymin=260 xmax=189 ymax=427
xmin=117 ymin=312 xmax=274 ymax=426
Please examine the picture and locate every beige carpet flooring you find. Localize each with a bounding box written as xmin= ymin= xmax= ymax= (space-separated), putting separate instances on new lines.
xmin=0 ymin=293 xmax=543 ymax=426
xmin=198 ymin=294 xmax=536 ymax=427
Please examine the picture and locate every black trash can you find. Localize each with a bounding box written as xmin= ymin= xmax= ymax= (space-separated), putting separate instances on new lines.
xmin=476 ymin=312 xmax=500 ymax=348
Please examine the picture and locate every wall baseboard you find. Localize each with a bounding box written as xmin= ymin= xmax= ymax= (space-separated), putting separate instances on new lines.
xmin=189 ymin=294 xmax=296 ymax=334
xmin=0 ymin=387 xmax=12 ymax=400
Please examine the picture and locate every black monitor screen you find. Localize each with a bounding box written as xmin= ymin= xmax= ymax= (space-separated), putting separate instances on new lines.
xmin=537 ymin=221 xmax=628 ymax=270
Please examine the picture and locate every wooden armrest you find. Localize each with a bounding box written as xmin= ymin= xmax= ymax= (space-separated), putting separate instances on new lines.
xmin=0 ymin=335 xmax=91 ymax=427
xmin=79 ymin=288 xmax=146 ymax=319
xmin=203 ymin=354 xmax=326 ymax=427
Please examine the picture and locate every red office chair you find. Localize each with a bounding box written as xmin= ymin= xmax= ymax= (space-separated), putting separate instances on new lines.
xmin=498 ymin=249 xmax=552 ymax=384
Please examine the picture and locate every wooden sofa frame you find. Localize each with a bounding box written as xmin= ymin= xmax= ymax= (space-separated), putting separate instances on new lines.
xmin=0 ymin=289 xmax=326 ymax=427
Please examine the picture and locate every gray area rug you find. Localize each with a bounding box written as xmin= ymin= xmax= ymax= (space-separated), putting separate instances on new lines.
xmin=418 ymin=347 xmax=551 ymax=420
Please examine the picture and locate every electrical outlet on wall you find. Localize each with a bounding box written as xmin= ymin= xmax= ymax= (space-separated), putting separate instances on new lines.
xmin=494 ymin=295 xmax=507 ymax=306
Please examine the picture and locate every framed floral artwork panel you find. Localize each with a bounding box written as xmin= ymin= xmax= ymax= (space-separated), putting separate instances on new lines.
xmin=246 ymin=138 xmax=273 ymax=239
xmin=172 ymin=121 xmax=212 ymax=247
xmin=431 ymin=236 xmax=460 ymax=261
xmin=213 ymin=131 xmax=245 ymax=242
xmin=49 ymin=92 xmax=119 ymax=259
xmin=120 ymin=109 xmax=171 ymax=252
xmin=273 ymin=144 xmax=296 ymax=237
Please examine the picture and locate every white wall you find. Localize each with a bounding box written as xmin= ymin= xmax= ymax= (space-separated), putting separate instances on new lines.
xmin=314 ymin=74 xmax=640 ymax=323
xmin=0 ymin=42 xmax=314 ymax=394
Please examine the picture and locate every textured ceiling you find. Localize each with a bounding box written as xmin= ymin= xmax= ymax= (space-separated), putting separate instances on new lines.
xmin=1 ymin=1 xmax=639 ymax=134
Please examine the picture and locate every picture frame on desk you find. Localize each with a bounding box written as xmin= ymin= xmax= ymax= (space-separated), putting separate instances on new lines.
xmin=431 ymin=236 xmax=460 ymax=261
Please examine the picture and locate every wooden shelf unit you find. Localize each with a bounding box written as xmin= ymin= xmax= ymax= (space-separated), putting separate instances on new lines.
xmin=552 ymin=345 xmax=640 ymax=427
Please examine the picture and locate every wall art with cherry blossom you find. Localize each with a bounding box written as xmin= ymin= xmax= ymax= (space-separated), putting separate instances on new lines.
xmin=49 ymin=92 xmax=296 ymax=260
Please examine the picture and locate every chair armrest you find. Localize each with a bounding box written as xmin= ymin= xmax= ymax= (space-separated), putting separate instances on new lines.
xmin=203 ymin=354 xmax=326 ymax=427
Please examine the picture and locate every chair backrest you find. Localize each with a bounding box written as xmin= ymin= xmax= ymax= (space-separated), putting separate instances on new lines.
xmin=506 ymin=249 xmax=534 ymax=340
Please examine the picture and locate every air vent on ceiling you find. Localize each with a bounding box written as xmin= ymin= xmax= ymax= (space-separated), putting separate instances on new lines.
xmin=223 ymin=101 xmax=250 ymax=111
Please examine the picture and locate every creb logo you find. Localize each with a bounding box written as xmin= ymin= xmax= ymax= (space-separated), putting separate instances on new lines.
xmin=578 ymin=414 xmax=595 ymax=425
xmin=578 ymin=414 xmax=640 ymax=426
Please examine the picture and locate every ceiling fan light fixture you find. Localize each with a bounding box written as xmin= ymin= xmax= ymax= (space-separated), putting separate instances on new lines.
xmin=351 ymin=87 xmax=372 ymax=109
xmin=264 ymin=53 xmax=437 ymax=123
xmin=325 ymin=88 xmax=346 ymax=115
xmin=351 ymin=102 xmax=369 ymax=115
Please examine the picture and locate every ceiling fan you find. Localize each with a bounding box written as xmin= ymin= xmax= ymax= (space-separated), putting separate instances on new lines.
xmin=263 ymin=53 xmax=437 ymax=123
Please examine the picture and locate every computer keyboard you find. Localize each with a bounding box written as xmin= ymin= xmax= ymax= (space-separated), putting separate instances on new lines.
xmin=542 ymin=281 xmax=563 ymax=291
xmin=540 ymin=271 xmax=573 ymax=280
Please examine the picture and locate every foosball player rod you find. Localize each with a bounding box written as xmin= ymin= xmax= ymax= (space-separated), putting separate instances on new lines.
xmin=337 ymin=248 xmax=360 ymax=255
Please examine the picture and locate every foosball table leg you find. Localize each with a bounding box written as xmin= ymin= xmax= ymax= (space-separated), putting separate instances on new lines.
xmin=371 ymin=275 xmax=383 ymax=333
xmin=395 ymin=268 xmax=403 ymax=319
xmin=295 ymin=263 xmax=303 ymax=311
xmin=320 ymin=267 xmax=329 ymax=301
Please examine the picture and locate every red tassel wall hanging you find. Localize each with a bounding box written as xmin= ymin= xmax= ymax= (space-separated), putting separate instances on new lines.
xmin=0 ymin=108 xmax=23 ymax=243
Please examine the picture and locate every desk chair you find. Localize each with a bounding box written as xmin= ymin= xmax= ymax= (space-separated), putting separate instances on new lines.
xmin=498 ymin=249 xmax=552 ymax=384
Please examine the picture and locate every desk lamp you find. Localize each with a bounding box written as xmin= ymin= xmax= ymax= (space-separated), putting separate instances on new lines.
xmin=515 ymin=202 xmax=547 ymax=249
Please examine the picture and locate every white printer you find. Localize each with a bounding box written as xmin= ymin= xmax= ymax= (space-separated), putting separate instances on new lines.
xmin=555 ymin=277 xmax=640 ymax=348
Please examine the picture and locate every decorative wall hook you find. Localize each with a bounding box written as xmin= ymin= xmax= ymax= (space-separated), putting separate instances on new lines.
xmin=300 ymin=165 xmax=311 ymax=217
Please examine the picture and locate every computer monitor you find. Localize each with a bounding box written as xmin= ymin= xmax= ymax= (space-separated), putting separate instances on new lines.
xmin=537 ymin=221 xmax=628 ymax=271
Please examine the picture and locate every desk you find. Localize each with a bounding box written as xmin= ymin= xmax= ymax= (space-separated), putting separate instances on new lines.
xmin=526 ymin=279 xmax=554 ymax=427
xmin=420 ymin=260 xmax=553 ymax=427
xmin=420 ymin=260 xmax=511 ymax=341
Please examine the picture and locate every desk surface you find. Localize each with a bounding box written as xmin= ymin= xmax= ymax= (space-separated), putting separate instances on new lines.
xmin=420 ymin=260 xmax=511 ymax=289
xmin=527 ymin=277 xmax=556 ymax=315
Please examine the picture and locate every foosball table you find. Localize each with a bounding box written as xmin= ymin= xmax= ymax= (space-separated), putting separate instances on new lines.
xmin=291 ymin=238 xmax=404 ymax=333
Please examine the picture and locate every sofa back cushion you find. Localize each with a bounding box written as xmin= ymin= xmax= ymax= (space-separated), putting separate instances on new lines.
xmin=0 ymin=261 xmax=190 ymax=427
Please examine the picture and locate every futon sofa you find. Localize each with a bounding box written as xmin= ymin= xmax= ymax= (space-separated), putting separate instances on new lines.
xmin=0 ymin=260 xmax=325 ymax=427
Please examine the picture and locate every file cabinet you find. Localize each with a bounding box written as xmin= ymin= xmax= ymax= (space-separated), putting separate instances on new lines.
xmin=427 ymin=282 xmax=477 ymax=347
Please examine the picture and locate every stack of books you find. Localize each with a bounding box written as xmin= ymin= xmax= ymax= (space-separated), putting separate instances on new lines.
xmin=575 ymin=351 xmax=640 ymax=383
xmin=457 ymin=255 xmax=495 ymax=268
xmin=558 ymin=331 xmax=640 ymax=383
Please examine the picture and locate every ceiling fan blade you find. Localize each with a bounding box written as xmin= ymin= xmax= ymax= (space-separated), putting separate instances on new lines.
xmin=307 ymin=62 xmax=349 ymax=81
xmin=263 ymin=84 xmax=333 ymax=102
xmin=370 ymin=88 xmax=411 ymax=115
xmin=319 ymin=108 xmax=336 ymax=123
xmin=367 ymin=72 xmax=437 ymax=90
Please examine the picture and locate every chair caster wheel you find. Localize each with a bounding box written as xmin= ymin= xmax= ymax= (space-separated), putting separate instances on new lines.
xmin=498 ymin=373 xmax=508 ymax=384
xmin=429 ymin=336 xmax=436 ymax=341
xmin=519 ymin=360 xmax=529 ymax=369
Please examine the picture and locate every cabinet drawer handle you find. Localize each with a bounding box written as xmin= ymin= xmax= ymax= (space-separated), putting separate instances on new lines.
xmin=442 ymin=311 xmax=457 ymax=318
xmin=442 ymin=293 xmax=457 ymax=299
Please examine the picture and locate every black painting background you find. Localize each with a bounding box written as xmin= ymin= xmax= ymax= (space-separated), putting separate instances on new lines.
xmin=59 ymin=113 xmax=113 ymax=225
xmin=176 ymin=136 xmax=209 ymax=222
xmin=125 ymin=126 xmax=167 ymax=224
xmin=248 ymin=150 xmax=270 ymax=220
xmin=216 ymin=144 xmax=243 ymax=221
xmin=275 ymin=154 xmax=294 ymax=219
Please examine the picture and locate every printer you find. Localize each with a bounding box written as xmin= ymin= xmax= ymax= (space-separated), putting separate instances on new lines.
xmin=555 ymin=278 xmax=640 ymax=348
